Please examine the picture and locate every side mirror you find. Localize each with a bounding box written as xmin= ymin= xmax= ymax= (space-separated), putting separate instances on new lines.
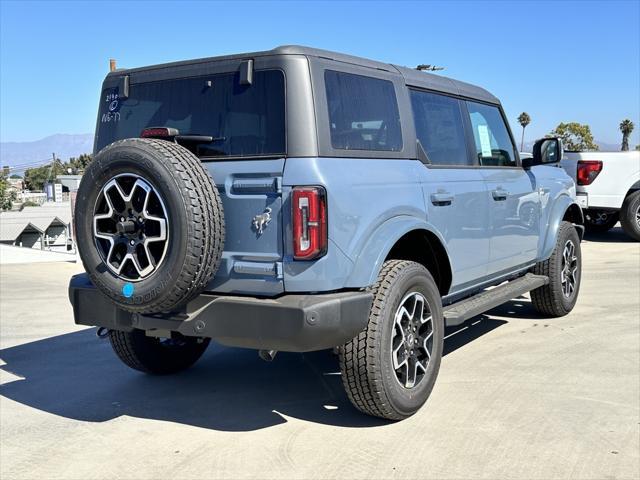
xmin=525 ymin=137 xmax=563 ymax=169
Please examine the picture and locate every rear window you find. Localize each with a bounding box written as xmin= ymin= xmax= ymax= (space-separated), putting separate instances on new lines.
xmin=324 ymin=70 xmax=402 ymax=152
xmin=410 ymin=90 xmax=471 ymax=166
xmin=96 ymin=70 xmax=285 ymax=158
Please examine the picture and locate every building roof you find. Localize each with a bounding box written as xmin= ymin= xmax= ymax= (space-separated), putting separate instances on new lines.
xmin=0 ymin=218 xmax=44 ymax=241
xmin=0 ymin=204 xmax=72 ymax=242
xmin=107 ymin=45 xmax=499 ymax=104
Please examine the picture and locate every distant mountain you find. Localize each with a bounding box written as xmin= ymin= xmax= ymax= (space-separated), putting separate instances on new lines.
xmin=1 ymin=134 xmax=93 ymax=172
xmin=595 ymin=140 xmax=620 ymax=152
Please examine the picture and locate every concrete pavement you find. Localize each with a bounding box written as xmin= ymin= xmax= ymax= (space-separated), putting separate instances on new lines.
xmin=1 ymin=227 xmax=638 ymax=479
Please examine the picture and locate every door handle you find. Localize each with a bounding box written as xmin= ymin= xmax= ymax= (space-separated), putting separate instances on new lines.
xmin=430 ymin=192 xmax=454 ymax=206
xmin=492 ymin=189 xmax=508 ymax=201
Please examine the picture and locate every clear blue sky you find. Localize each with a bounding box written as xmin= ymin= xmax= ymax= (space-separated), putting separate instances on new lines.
xmin=1 ymin=0 xmax=639 ymax=147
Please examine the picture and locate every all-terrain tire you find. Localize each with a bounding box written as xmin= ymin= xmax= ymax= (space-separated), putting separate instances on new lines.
xmin=584 ymin=209 xmax=619 ymax=233
xmin=109 ymin=329 xmax=210 ymax=374
xmin=530 ymin=221 xmax=581 ymax=317
xmin=619 ymin=191 xmax=640 ymax=241
xmin=75 ymin=138 xmax=224 ymax=314
xmin=339 ymin=260 xmax=444 ymax=420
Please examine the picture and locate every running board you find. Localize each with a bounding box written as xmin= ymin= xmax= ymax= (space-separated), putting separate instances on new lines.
xmin=443 ymin=273 xmax=548 ymax=326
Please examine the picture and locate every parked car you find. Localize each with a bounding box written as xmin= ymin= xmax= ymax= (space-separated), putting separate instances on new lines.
xmin=69 ymin=46 xmax=584 ymax=420
xmin=560 ymin=151 xmax=640 ymax=240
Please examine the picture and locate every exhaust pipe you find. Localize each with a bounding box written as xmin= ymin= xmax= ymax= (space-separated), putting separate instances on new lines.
xmin=258 ymin=349 xmax=278 ymax=362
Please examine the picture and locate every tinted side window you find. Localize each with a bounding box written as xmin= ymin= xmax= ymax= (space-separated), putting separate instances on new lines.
xmin=410 ymin=90 xmax=471 ymax=166
xmin=466 ymin=101 xmax=516 ymax=167
xmin=324 ymin=70 xmax=402 ymax=152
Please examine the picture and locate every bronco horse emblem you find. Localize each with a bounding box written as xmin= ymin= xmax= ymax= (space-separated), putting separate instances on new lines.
xmin=252 ymin=207 xmax=272 ymax=235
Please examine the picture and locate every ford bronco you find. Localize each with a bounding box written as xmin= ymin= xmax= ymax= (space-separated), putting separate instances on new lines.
xmin=70 ymin=46 xmax=584 ymax=420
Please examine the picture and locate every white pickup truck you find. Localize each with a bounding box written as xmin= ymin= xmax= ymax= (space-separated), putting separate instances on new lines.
xmin=560 ymin=151 xmax=640 ymax=240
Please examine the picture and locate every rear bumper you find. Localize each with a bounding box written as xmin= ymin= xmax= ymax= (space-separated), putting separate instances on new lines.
xmin=68 ymin=274 xmax=372 ymax=352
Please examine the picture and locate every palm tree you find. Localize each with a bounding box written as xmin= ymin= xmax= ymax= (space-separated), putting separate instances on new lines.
xmin=620 ymin=119 xmax=634 ymax=151
xmin=517 ymin=112 xmax=531 ymax=151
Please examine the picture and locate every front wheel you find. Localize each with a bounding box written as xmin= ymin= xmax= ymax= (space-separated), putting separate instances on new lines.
xmin=530 ymin=221 xmax=582 ymax=317
xmin=109 ymin=329 xmax=210 ymax=374
xmin=339 ymin=260 xmax=444 ymax=420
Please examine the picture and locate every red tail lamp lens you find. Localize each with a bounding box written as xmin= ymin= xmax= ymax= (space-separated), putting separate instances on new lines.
xmin=140 ymin=127 xmax=178 ymax=138
xmin=292 ymin=186 xmax=327 ymax=260
xmin=577 ymin=160 xmax=603 ymax=185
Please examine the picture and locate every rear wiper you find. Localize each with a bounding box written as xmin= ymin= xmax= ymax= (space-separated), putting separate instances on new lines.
xmin=175 ymin=134 xmax=226 ymax=144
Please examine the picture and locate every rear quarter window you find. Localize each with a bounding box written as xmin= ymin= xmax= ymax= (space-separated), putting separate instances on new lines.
xmin=324 ymin=70 xmax=402 ymax=152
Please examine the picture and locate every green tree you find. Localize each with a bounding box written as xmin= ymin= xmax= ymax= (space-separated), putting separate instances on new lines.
xmin=23 ymin=153 xmax=93 ymax=190
xmin=636 ymin=144 xmax=640 ymax=151
xmin=517 ymin=112 xmax=531 ymax=151
xmin=549 ymin=122 xmax=598 ymax=151
xmin=24 ymin=161 xmax=65 ymax=191
xmin=619 ymin=119 xmax=634 ymax=151
xmin=67 ymin=153 xmax=93 ymax=173
xmin=0 ymin=166 xmax=17 ymax=210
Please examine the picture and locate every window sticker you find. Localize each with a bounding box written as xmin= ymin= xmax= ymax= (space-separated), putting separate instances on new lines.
xmin=478 ymin=124 xmax=492 ymax=157
xmin=101 ymin=90 xmax=121 ymax=124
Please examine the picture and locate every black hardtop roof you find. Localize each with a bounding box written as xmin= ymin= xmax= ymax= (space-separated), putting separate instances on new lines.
xmin=108 ymin=45 xmax=499 ymax=104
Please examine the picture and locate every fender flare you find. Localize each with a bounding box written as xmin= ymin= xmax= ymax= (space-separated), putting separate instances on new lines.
xmin=540 ymin=195 xmax=583 ymax=261
xmin=345 ymin=215 xmax=450 ymax=288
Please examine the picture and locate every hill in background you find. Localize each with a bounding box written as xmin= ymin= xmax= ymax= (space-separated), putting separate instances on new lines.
xmin=1 ymin=134 xmax=93 ymax=172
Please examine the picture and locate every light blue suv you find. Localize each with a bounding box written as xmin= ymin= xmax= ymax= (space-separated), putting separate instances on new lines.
xmin=70 ymin=46 xmax=584 ymax=420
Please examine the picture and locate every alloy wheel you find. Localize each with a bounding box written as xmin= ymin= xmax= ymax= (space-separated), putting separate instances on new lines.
xmin=560 ymin=240 xmax=578 ymax=298
xmin=93 ymin=173 xmax=169 ymax=281
xmin=390 ymin=292 xmax=433 ymax=389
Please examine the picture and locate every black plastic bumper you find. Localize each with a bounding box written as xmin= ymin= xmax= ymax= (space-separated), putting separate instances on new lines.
xmin=68 ymin=274 xmax=372 ymax=352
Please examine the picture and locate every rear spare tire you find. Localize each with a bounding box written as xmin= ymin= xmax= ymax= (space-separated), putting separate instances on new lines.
xmin=75 ymin=138 xmax=224 ymax=313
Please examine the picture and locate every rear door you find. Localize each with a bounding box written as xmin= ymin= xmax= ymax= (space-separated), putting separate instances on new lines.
xmin=464 ymin=101 xmax=540 ymax=275
xmin=96 ymin=65 xmax=288 ymax=295
xmin=205 ymin=159 xmax=285 ymax=296
xmin=410 ymin=89 xmax=491 ymax=292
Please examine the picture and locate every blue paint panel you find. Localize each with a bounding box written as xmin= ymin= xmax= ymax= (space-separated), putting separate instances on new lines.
xmin=416 ymin=166 xmax=491 ymax=290
xmin=282 ymin=157 xmax=426 ymax=292
xmin=479 ymin=168 xmax=539 ymax=275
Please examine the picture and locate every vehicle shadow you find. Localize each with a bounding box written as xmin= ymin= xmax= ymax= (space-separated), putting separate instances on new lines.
xmin=584 ymin=226 xmax=633 ymax=243
xmin=0 ymin=316 xmax=507 ymax=432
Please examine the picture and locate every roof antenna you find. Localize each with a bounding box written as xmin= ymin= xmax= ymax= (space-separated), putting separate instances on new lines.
xmin=416 ymin=64 xmax=445 ymax=72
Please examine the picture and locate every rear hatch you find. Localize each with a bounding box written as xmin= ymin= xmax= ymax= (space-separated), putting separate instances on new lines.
xmin=95 ymin=67 xmax=287 ymax=296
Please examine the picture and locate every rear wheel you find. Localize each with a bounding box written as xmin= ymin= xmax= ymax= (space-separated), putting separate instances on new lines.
xmin=339 ymin=260 xmax=444 ymax=420
xmin=531 ymin=221 xmax=582 ymax=317
xmin=584 ymin=209 xmax=619 ymax=233
xmin=620 ymin=191 xmax=640 ymax=241
xmin=109 ymin=329 xmax=210 ymax=375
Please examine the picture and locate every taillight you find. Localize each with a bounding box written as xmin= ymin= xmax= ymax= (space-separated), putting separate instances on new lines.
xmin=577 ymin=160 xmax=603 ymax=185
xmin=292 ymin=186 xmax=327 ymax=260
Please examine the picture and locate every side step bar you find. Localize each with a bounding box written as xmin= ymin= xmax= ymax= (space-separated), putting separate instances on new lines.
xmin=443 ymin=273 xmax=548 ymax=327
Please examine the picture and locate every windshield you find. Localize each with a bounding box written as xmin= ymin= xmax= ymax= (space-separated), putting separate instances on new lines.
xmin=96 ymin=70 xmax=286 ymax=158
